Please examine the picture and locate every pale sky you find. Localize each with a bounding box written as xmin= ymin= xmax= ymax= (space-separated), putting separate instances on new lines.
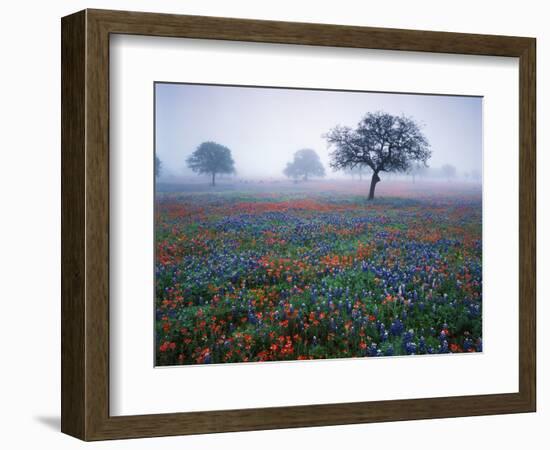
xmin=155 ymin=82 xmax=482 ymax=179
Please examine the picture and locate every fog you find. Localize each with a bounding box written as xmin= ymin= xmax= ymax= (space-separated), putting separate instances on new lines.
xmin=155 ymin=83 xmax=482 ymax=181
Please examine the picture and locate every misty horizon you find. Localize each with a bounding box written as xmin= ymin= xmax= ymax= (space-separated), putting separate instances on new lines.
xmin=155 ymin=82 xmax=482 ymax=182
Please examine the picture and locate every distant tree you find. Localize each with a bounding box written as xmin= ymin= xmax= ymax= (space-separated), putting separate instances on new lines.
xmin=441 ymin=164 xmax=457 ymax=182
xmin=155 ymin=155 xmax=162 ymax=179
xmin=283 ymin=149 xmax=325 ymax=182
xmin=343 ymin=163 xmax=371 ymax=181
xmin=326 ymin=112 xmax=431 ymax=200
xmin=470 ymin=169 xmax=482 ymax=182
xmin=283 ymin=161 xmax=301 ymax=182
xmin=408 ymin=162 xmax=428 ymax=184
xmin=186 ymin=141 xmax=235 ymax=186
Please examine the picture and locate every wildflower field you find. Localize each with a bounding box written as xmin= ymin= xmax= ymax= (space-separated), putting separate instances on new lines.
xmin=155 ymin=182 xmax=482 ymax=365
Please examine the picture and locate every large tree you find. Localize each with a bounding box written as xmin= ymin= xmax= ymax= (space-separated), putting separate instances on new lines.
xmin=186 ymin=141 xmax=235 ymax=186
xmin=326 ymin=112 xmax=431 ymax=199
xmin=283 ymin=148 xmax=325 ymax=182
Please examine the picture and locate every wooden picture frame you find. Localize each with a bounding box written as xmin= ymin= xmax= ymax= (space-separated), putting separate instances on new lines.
xmin=61 ymin=9 xmax=536 ymax=441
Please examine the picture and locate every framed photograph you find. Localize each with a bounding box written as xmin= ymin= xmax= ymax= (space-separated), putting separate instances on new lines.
xmin=61 ymin=9 xmax=536 ymax=441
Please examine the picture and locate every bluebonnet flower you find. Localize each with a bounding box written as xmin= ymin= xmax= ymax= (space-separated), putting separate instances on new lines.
xmin=156 ymin=194 xmax=483 ymax=365
xmin=368 ymin=343 xmax=380 ymax=357
xmin=404 ymin=341 xmax=417 ymax=355
xmin=439 ymin=340 xmax=450 ymax=353
xmin=418 ymin=336 xmax=426 ymax=353
xmin=403 ymin=329 xmax=414 ymax=343
xmin=390 ymin=319 xmax=404 ymax=336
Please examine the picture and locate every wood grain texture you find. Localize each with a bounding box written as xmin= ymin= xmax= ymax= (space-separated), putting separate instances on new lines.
xmin=518 ymin=39 xmax=536 ymax=410
xmin=61 ymin=9 xmax=537 ymax=441
xmin=89 ymin=8 xmax=532 ymax=56
xmin=84 ymin=10 xmax=111 ymax=440
xmin=61 ymin=10 xmax=86 ymax=439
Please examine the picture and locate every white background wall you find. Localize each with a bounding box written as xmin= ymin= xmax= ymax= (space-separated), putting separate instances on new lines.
xmin=0 ymin=1 xmax=546 ymax=448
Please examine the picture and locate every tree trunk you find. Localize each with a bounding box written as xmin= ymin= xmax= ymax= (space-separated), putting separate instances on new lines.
xmin=211 ymin=172 xmax=216 ymax=186
xmin=368 ymin=171 xmax=380 ymax=200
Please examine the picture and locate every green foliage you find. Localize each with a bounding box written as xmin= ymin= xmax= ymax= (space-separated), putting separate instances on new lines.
xmin=283 ymin=148 xmax=326 ymax=181
xmin=155 ymin=155 xmax=162 ymax=178
xmin=186 ymin=141 xmax=235 ymax=185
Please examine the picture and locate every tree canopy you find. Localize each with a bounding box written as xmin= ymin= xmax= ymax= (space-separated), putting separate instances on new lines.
xmin=283 ymin=148 xmax=325 ymax=181
xmin=326 ymin=111 xmax=431 ymax=199
xmin=441 ymin=164 xmax=457 ymax=181
xmin=155 ymin=155 xmax=162 ymax=179
xmin=186 ymin=141 xmax=235 ymax=186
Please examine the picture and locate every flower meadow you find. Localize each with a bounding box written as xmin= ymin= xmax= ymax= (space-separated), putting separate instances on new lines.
xmin=155 ymin=186 xmax=482 ymax=366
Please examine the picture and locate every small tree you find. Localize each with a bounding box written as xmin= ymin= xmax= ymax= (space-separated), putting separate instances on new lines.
xmin=343 ymin=163 xmax=371 ymax=181
xmin=408 ymin=162 xmax=427 ymax=184
xmin=155 ymin=155 xmax=162 ymax=179
xmin=441 ymin=164 xmax=457 ymax=182
xmin=186 ymin=141 xmax=235 ymax=186
xmin=326 ymin=112 xmax=431 ymax=199
xmin=470 ymin=169 xmax=482 ymax=183
xmin=283 ymin=149 xmax=325 ymax=182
